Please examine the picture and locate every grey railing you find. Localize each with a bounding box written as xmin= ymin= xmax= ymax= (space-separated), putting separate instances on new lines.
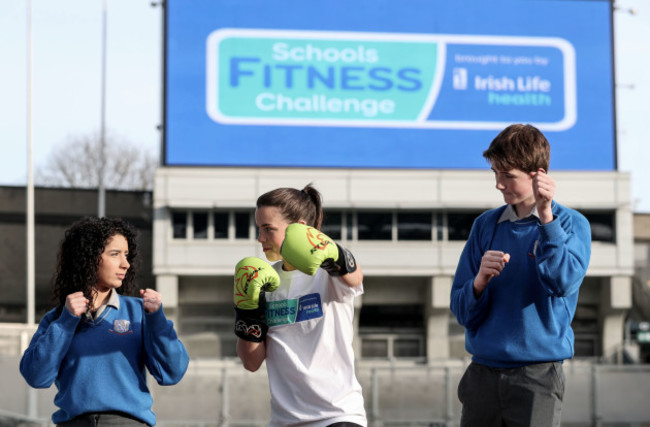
xmin=3 ymin=357 xmax=650 ymax=427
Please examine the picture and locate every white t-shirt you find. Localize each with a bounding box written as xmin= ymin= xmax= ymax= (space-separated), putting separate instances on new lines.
xmin=264 ymin=263 xmax=367 ymax=427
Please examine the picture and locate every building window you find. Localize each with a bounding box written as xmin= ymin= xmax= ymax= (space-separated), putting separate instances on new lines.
xmin=322 ymin=211 xmax=342 ymax=240
xmin=172 ymin=212 xmax=187 ymax=239
xmin=359 ymin=304 xmax=425 ymax=359
xmin=193 ymin=212 xmax=208 ymax=239
xmin=361 ymin=339 xmax=389 ymax=358
xmin=397 ymin=212 xmax=432 ymax=241
xmin=448 ymin=212 xmax=481 ymax=241
xmin=393 ymin=336 xmax=424 ymax=358
xmin=360 ymin=304 xmax=424 ymax=329
xmin=168 ymin=208 xmax=585 ymax=243
xmin=358 ymin=212 xmax=392 ymax=240
xmin=581 ymin=211 xmax=615 ymax=243
xmin=213 ymin=212 xmax=228 ymax=239
xmin=346 ymin=212 xmax=354 ymax=241
xmin=572 ymin=303 xmax=600 ymax=357
xmin=234 ymin=211 xmax=251 ymax=239
xmin=436 ymin=213 xmax=444 ymax=241
xmin=360 ymin=334 xmax=425 ymax=359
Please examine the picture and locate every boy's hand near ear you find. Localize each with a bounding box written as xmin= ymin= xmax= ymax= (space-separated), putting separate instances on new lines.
xmin=531 ymin=169 xmax=555 ymax=224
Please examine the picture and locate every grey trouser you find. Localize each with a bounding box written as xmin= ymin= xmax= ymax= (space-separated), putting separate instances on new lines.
xmin=327 ymin=423 xmax=364 ymax=427
xmin=458 ymin=361 xmax=565 ymax=427
xmin=57 ymin=412 xmax=150 ymax=427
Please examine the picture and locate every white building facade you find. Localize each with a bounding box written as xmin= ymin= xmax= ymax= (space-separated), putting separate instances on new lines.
xmin=153 ymin=167 xmax=633 ymax=362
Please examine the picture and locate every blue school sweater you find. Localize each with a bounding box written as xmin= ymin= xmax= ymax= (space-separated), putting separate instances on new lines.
xmin=20 ymin=295 xmax=189 ymax=425
xmin=450 ymin=202 xmax=591 ymax=367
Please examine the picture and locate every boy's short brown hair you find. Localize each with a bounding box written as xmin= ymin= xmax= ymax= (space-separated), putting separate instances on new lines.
xmin=482 ymin=124 xmax=550 ymax=173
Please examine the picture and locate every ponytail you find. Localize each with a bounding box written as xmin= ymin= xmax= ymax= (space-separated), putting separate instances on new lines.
xmin=256 ymin=183 xmax=324 ymax=229
xmin=301 ymin=185 xmax=323 ymax=229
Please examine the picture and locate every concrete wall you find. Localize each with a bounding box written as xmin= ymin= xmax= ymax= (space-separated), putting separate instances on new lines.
xmin=4 ymin=357 xmax=650 ymax=426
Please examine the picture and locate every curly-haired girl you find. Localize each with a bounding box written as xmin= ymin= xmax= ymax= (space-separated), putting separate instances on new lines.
xmin=20 ymin=217 xmax=189 ymax=427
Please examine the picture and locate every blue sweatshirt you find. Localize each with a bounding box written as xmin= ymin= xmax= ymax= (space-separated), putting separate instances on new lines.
xmin=450 ymin=202 xmax=591 ymax=368
xmin=20 ymin=295 xmax=189 ymax=425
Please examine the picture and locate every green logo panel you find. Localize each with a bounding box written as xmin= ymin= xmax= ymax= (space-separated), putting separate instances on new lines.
xmin=214 ymin=33 xmax=439 ymax=121
xmin=266 ymin=299 xmax=299 ymax=327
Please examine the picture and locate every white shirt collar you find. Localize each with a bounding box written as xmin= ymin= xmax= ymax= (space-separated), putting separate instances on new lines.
xmin=93 ymin=289 xmax=120 ymax=318
xmin=497 ymin=204 xmax=540 ymax=223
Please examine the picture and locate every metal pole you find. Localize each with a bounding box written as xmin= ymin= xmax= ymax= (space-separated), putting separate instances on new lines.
xmin=445 ymin=366 xmax=454 ymax=427
xmin=220 ymin=367 xmax=229 ymax=427
xmin=591 ymin=363 xmax=600 ymax=427
xmin=26 ymin=0 xmax=35 ymax=328
xmin=98 ymin=0 xmax=107 ymax=217
xmin=371 ymin=367 xmax=379 ymax=426
xmin=26 ymin=4 xmax=38 ymax=420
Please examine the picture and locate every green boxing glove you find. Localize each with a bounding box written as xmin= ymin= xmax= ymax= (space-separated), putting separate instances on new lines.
xmin=281 ymin=223 xmax=357 ymax=276
xmin=233 ymin=257 xmax=280 ymax=342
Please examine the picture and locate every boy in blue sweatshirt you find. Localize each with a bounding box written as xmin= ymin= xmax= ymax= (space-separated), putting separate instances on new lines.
xmin=450 ymin=124 xmax=591 ymax=427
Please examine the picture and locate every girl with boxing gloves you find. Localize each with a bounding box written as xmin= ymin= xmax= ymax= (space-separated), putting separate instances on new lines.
xmin=234 ymin=184 xmax=367 ymax=427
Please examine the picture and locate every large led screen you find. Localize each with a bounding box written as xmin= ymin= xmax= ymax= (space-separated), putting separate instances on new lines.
xmin=165 ymin=0 xmax=615 ymax=170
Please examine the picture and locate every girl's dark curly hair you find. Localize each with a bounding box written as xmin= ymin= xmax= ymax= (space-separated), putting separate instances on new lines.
xmin=52 ymin=217 xmax=141 ymax=309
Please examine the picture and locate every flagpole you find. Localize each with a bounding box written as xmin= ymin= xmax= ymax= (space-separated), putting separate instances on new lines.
xmin=26 ymin=0 xmax=35 ymax=328
xmin=98 ymin=0 xmax=107 ymax=217
xmin=26 ymin=0 xmax=38 ymax=418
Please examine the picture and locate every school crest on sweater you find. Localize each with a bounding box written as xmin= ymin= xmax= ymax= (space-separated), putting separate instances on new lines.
xmin=110 ymin=319 xmax=132 ymax=334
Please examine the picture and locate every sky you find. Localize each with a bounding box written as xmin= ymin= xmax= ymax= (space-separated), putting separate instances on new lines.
xmin=0 ymin=0 xmax=162 ymax=184
xmin=1 ymin=0 xmax=649 ymax=211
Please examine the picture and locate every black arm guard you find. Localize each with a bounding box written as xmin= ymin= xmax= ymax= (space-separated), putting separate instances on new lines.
xmin=234 ymin=293 xmax=268 ymax=342
xmin=321 ymin=243 xmax=358 ymax=276
xmin=234 ymin=306 xmax=268 ymax=342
